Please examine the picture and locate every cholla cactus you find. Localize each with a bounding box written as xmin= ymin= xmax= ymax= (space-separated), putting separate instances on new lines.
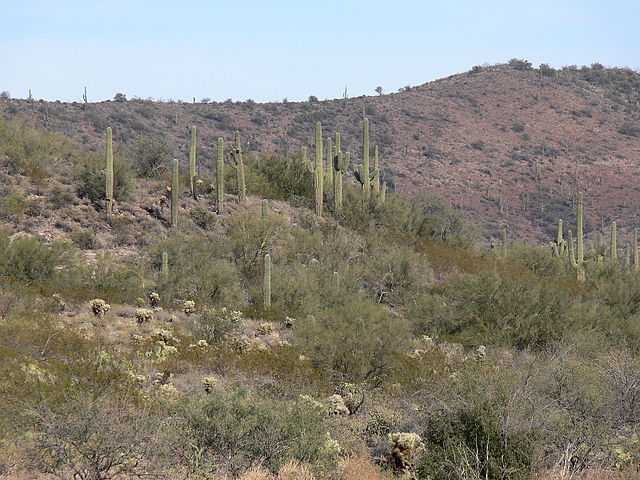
xmin=90 ymin=299 xmax=110 ymax=317
xmin=149 ymin=292 xmax=160 ymax=307
xmin=202 ymin=376 xmax=216 ymax=394
xmin=284 ymin=316 xmax=295 ymax=327
xmin=476 ymin=345 xmax=486 ymax=361
xmin=256 ymin=322 xmax=274 ymax=336
xmin=388 ymin=432 xmax=425 ymax=473
xmin=135 ymin=308 xmax=154 ymax=323
xmin=183 ymin=300 xmax=196 ymax=315
xmin=335 ymin=383 xmax=365 ymax=414
xmin=326 ymin=394 xmax=350 ymax=416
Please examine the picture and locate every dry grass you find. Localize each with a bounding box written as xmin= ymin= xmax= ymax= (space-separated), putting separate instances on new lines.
xmin=338 ymin=455 xmax=393 ymax=480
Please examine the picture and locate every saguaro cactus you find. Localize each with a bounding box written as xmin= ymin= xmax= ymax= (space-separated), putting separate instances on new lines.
xmin=263 ymin=253 xmax=271 ymax=309
xmin=189 ymin=126 xmax=197 ymax=199
xmin=362 ymin=118 xmax=371 ymax=201
xmin=501 ymin=228 xmax=507 ymax=257
xmin=315 ymin=122 xmax=324 ymax=215
xmin=611 ymin=221 xmax=617 ymax=262
xmin=568 ymin=192 xmax=585 ymax=282
xmin=325 ymin=136 xmax=334 ymax=201
xmin=551 ymin=219 xmax=568 ymax=256
xmin=171 ymin=159 xmax=179 ymax=228
xmin=227 ymin=131 xmax=247 ymax=202
xmin=216 ymin=137 xmax=224 ymax=213
xmin=625 ymin=243 xmax=631 ymax=268
xmin=374 ymin=145 xmax=380 ymax=193
xmin=106 ymin=127 xmax=114 ymax=214
xmin=332 ymin=134 xmax=350 ymax=212
xmin=634 ymin=228 xmax=639 ymax=271
xmin=161 ymin=252 xmax=169 ymax=278
xmin=261 ymin=199 xmax=268 ymax=219
xmin=353 ymin=118 xmax=378 ymax=205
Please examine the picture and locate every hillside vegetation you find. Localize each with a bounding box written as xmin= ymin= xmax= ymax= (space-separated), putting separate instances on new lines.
xmin=0 ymin=92 xmax=640 ymax=480
xmin=3 ymin=61 xmax=640 ymax=243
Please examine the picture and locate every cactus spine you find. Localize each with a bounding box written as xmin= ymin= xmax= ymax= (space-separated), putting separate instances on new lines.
xmin=106 ymin=127 xmax=114 ymax=214
xmin=568 ymin=192 xmax=585 ymax=282
xmin=216 ymin=137 xmax=224 ymax=213
xmin=315 ymin=122 xmax=324 ymax=215
xmin=161 ymin=252 xmax=169 ymax=278
xmin=189 ymin=126 xmax=197 ymax=199
xmin=611 ymin=221 xmax=617 ymax=262
xmin=227 ymin=131 xmax=247 ymax=202
xmin=263 ymin=253 xmax=271 ymax=309
xmin=171 ymin=159 xmax=179 ymax=228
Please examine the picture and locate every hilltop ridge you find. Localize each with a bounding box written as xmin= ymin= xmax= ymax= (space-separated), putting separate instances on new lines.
xmin=3 ymin=61 xmax=640 ymax=243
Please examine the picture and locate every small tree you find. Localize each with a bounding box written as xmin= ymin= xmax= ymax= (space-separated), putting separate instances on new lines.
xmin=113 ymin=93 xmax=127 ymax=102
xmin=375 ymin=86 xmax=383 ymax=95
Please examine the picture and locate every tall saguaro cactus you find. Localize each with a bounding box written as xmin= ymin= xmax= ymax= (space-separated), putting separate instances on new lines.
xmin=353 ymin=118 xmax=378 ymax=205
xmin=325 ymin=136 xmax=334 ymax=202
xmin=171 ymin=159 xmax=179 ymax=228
xmin=611 ymin=221 xmax=618 ymax=262
xmin=634 ymin=228 xmax=639 ymax=271
xmin=362 ymin=118 xmax=371 ymax=201
xmin=216 ymin=137 xmax=224 ymax=213
xmin=189 ymin=126 xmax=197 ymax=199
xmin=333 ymin=133 xmax=349 ymax=212
xmin=568 ymin=192 xmax=585 ymax=282
xmin=161 ymin=252 xmax=169 ymax=278
xmin=263 ymin=253 xmax=271 ymax=309
xmin=227 ymin=131 xmax=247 ymax=203
xmin=373 ymin=145 xmax=380 ymax=193
xmin=315 ymin=122 xmax=324 ymax=215
xmin=106 ymin=127 xmax=114 ymax=214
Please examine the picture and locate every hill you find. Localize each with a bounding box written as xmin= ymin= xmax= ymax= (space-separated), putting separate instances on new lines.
xmin=2 ymin=61 xmax=640 ymax=244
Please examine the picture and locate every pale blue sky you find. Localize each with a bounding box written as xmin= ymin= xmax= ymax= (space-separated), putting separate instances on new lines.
xmin=1 ymin=0 xmax=638 ymax=103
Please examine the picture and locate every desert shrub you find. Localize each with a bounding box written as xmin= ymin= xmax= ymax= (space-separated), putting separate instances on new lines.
xmin=295 ymin=298 xmax=411 ymax=382
xmin=0 ymin=231 xmax=70 ymax=285
xmin=75 ymin=153 xmax=133 ymax=204
xmin=508 ymin=58 xmax=533 ymax=71
xmin=0 ymin=191 xmax=41 ymax=219
xmin=448 ymin=270 xmax=576 ymax=349
xmin=0 ymin=118 xmax=77 ymax=176
xmin=183 ymin=390 xmax=333 ymax=476
xmin=227 ymin=207 xmax=289 ymax=280
xmin=130 ymin=135 xmax=172 ymax=177
xmin=188 ymin=206 xmax=218 ymax=230
xmin=416 ymin=399 xmax=535 ymax=480
xmin=66 ymin=251 xmax=145 ymax=303
xmin=23 ymin=393 xmax=165 ymax=480
xmin=69 ymin=229 xmax=98 ymax=250
xmin=150 ymin=233 xmax=243 ymax=307
xmin=48 ymin=185 xmax=76 ymax=209
xmin=375 ymin=194 xmax=478 ymax=247
xmin=248 ymin=152 xmax=314 ymax=203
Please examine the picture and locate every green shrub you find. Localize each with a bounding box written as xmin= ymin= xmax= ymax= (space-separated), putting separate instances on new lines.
xmin=0 ymin=231 xmax=70 ymax=285
xmin=295 ymin=298 xmax=411 ymax=382
xmin=150 ymin=233 xmax=243 ymax=307
xmin=75 ymin=153 xmax=132 ymax=204
xmin=183 ymin=390 xmax=333 ymax=476
xmin=130 ymin=135 xmax=172 ymax=178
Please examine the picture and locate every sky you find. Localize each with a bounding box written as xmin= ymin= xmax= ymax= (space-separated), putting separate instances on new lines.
xmin=1 ymin=0 xmax=639 ymax=103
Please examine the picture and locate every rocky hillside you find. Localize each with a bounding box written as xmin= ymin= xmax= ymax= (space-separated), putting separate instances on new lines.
xmin=3 ymin=62 xmax=640 ymax=243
